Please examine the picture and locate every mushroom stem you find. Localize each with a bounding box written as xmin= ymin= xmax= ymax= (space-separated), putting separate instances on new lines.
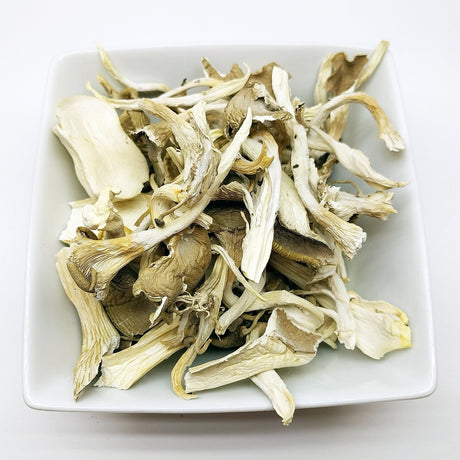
xmin=95 ymin=319 xmax=183 ymax=390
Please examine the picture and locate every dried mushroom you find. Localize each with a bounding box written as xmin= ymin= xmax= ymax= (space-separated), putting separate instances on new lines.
xmin=66 ymin=111 xmax=252 ymax=300
xmin=54 ymin=42 xmax=412 ymax=425
xmin=60 ymin=193 xmax=150 ymax=243
xmin=326 ymin=52 xmax=369 ymax=97
xmin=324 ymin=188 xmax=397 ymax=221
xmin=240 ymin=131 xmax=282 ymax=283
xmin=133 ymin=225 xmax=212 ymax=307
xmin=102 ymin=265 xmax=155 ymax=339
xmin=272 ymin=222 xmax=334 ymax=267
xmin=184 ymin=309 xmax=321 ymax=393
xmin=95 ymin=319 xmax=183 ymax=389
xmin=224 ymin=63 xmax=291 ymax=137
xmin=349 ymin=291 xmax=412 ymax=359
xmin=53 ymin=95 xmax=149 ymax=199
xmin=56 ymin=248 xmax=120 ymax=399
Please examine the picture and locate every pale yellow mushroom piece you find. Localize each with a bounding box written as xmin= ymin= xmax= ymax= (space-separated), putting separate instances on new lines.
xmin=251 ymin=370 xmax=296 ymax=426
xmin=56 ymin=247 xmax=120 ymax=400
xmin=171 ymin=254 xmax=230 ymax=400
xmin=97 ymin=45 xmax=170 ymax=93
xmin=349 ymin=291 xmax=412 ymax=359
xmin=184 ymin=309 xmax=322 ymax=393
xmin=60 ymin=193 xmax=150 ymax=243
xmin=95 ymin=319 xmax=184 ymax=390
xmin=239 ymin=131 xmax=282 ymax=283
xmin=272 ymin=66 xmax=367 ymax=259
xmin=247 ymin=326 xmax=296 ymax=426
xmin=308 ymin=123 xmax=407 ymax=191
xmin=53 ymin=95 xmax=150 ymax=200
xmin=323 ymin=187 xmax=397 ymax=221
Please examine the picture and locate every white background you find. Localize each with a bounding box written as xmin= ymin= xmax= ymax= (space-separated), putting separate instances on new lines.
xmin=2 ymin=0 xmax=459 ymax=458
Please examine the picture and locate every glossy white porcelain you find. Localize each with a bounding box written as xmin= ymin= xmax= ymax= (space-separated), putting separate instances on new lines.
xmin=23 ymin=45 xmax=436 ymax=413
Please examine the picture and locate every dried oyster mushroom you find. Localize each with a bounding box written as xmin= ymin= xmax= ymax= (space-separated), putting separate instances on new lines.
xmin=239 ymin=131 xmax=282 ymax=283
xmin=349 ymin=291 xmax=412 ymax=359
xmin=54 ymin=43 xmax=413 ymax=425
xmin=95 ymin=319 xmax=183 ymax=390
xmin=56 ymin=248 xmax=120 ymax=400
xmin=119 ymin=109 xmax=150 ymax=135
xmin=251 ymin=369 xmax=295 ymax=426
xmin=278 ymin=171 xmax=321 ymax=241
xmin=60 ymin=193 xmax=150 ymax=244
xmin=104 ymin=299 xmax=155 ymax=340
xmin=324 ymin=188 xmax=397 ymax=221
xmin=325 ymin=52 xmax=368 ymax=98
xmin=184 ymin=309 xmax=322 ymax=393
xmin=224 ymin=63 xmax=292 ymax=137
xmin=97 ymin=45 xmax=170 ymax=93
xmin=53 ymin=95 xmax=150 ymax=200
xmin=66 ymin=111 xmax=253 ymax=299
xmin=315 ymin=41 xmax=389 ymax=141
xmin=132 ymin=225 xmax=212 ymax=305
xmin=201 ymin=57 xmax=245 ymax=81
xmin=272 ymin=222 xmax=334 ymax=267
xmin=102 ymin=265 xmax=156 ymax=339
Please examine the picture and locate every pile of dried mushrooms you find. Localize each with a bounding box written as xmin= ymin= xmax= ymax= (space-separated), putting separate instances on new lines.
xmin=54 ymin=41 xmax=412 ymax=425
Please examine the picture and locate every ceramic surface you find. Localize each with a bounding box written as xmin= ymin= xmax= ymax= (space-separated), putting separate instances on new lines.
xmin=23 ymin=45 xmax=436 ymax=412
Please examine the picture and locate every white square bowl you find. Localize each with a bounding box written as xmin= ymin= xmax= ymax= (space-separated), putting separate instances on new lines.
xmin=23 ymin=44 xmax=436 ymax=413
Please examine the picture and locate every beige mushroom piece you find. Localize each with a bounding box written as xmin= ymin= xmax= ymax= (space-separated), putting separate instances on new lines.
xmin=53 ymin=95 xmax=150 ymax=200
xmin=56 ymin=247 xmax=120 ymax=400
xmin=184 ymin=309 xmax=322 ymax=393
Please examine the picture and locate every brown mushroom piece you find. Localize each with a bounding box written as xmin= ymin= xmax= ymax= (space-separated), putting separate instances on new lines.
xmin=102 ymin=265 xmax=157 ymax=340
xmin=212 ymin=178 xmax=249 ymax=202
xmin=211 ymin=328 xmax=246 ymax=349
xmin=207 ymin=204 xmax=248 ymax=266
xmin=224 ymin=63 xmax=291 ymax=137
xmin=267 ymin=222 xmax=337 ymax=288
xmin=132 ymin=225 xmax=212 ymax=307
xmin=201 ymin=57 xmax=245 ymax=82
xmin=272 ymin=222 xmax=334 ymax=268
xmin=268 ymin=252 xmax=316 ymax=289
xmin=325 ymin=52 xmax=368 ymax=99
